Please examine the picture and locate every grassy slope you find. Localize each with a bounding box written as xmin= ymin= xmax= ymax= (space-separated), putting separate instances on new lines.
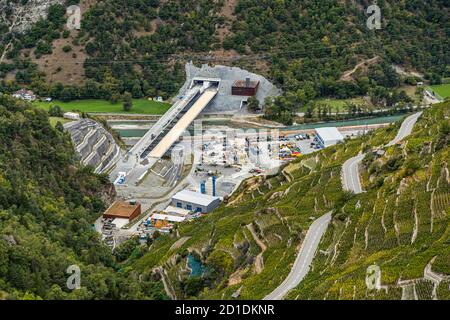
xmin=288 ymin=102 xmax=450 ymax=300
xmin=33 ymin=99 xmax=171 ymax=115
xmin=131 ymin=108 xmax=408 ymax=299
xmin=304 ymin=97 xmax=367 ymax=113
xmin=429 ymin=84 xmax=450 ymax=99
xmin=132 ymin=102 xmax=449 ymax=300
xmin=48 ymin=116 xmax=71 ymax=126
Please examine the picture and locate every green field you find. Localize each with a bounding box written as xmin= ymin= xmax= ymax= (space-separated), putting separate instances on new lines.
xmin=429 ymin=84 xmax=450 ymax=99
xmin=33 ymin=98 xmax=171 ymax=115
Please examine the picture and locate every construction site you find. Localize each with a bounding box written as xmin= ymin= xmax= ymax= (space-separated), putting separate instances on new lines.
xmin=64 ymin=63 xmax=378 ymax=248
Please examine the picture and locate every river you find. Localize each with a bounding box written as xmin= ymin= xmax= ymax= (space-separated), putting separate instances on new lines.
xmin=109 ymin=114 xmax=408 ymax=138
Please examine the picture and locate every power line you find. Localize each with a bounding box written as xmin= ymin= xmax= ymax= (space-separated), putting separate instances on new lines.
xmin=4 ymin=31 xmax=446 ymax=65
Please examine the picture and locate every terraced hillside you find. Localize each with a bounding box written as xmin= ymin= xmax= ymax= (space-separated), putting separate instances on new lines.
xmin=288 ymin=102 xmax=450 ymax=300
xmin=65 ymin=118 xmax=121 ymax=173
xmin=130 ymin=103 xmax=448 ymax=300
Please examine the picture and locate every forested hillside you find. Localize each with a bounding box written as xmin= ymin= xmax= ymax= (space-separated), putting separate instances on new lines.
xmin=0 ymin=95 xmax=166 ymax=299
xmin=131 ymin=102 xmax=449 ymax=300
xmin=1 ymin=1 xmax=448 ymax=119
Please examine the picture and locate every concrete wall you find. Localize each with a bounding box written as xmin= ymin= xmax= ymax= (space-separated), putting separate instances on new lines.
xmin=175 ymin=62 xmax=281 ymax=114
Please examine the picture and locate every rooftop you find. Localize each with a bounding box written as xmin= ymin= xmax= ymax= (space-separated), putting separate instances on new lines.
xmin=151 ymin=213 xmax=186 ymax=223
xmin=14 ymin=89 xmax=34 ymax=95
xmin=232 ymin=79 xmax=260 ymax=88
xmin=104 ymin=200 xmax=140 ymax=219
xmin=315 ymin=127 xmax=344 ymax=142
xmin=172 ymin=190 xmax=220 ymax=206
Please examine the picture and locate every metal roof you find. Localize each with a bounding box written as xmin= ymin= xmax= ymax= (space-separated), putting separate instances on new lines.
xmin=151 ymin=213 xmax=186 ymax=223
xmin=172 ymin=190 xmax=220 ymax=206
xmin=103 ymin=200 xmax=140 ymax=218
xmin=315 ymin=127 xmax=344 ymax=142
xmin=149 ymin=89 xmax=217 ymax=158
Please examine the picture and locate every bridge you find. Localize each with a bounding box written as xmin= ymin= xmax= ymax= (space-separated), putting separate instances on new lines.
xmin=110 ymin=77 xmax=220 ymax=185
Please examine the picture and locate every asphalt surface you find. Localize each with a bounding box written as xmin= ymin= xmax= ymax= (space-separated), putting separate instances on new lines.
xmin=263 ymin=112 xmax=423 ymax=300
xmin=264 ymin=211 xmax=332 ymax=300
xmin=386 ymin=112 xmax=423 ymax=147
xmin=342 ymin=112 xmax=423 ymax=194
xmin=342 ymin=153 xmax=365 ymax=194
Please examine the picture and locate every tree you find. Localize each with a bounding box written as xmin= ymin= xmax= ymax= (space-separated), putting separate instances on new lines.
xmin=131 ymin=82 xmax=143 ymax=98
xmin=60 ymin=86 xmax=79 ymax=102
xmin=49 ymin=105 xmax=63 ymax=117
xmin=123 ymin=92 xmax=133 ymax=112
xmin=182 ymin=277 xmax=204 ymax=297
xmin=247 ymin=96 xmax=260 ymax=112
xmin=55 ymin=121 xmax=64 ymax=132
xmin=110 ymin=93 xmax=120 ymax=104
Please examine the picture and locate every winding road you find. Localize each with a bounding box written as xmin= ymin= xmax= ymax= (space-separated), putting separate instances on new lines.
xmin=386 ymin=112 xmax=423 ymax=147
xmin=342 ymin=112 xmax=423 ymax=194
xmin=264 ymin=112 xmax=423 ymax=300
xmin=264 ymin=211 xmax=332 ymax=300
xmin=342 ymin=153 xmax=365 ymax=194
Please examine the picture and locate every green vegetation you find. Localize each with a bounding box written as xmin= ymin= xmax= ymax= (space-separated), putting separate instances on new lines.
xmin=122 ymin=92 xmax=133 ymax=112
xmin=48 ymin=116 xmax=71 ymax=127
xmin=310 ymin=98 xmax=367 ymax=112
xmin=287 ymin=102 xmax=450 ymax=299
xmin=429 ymin=84 xmax=450 ymax=99
xmin=130 ymin=102 xmax=449 ymax=300
xmin=0 ymin=93 xmax=448 ymax=301
xmin=1 ymin=1 xmax=448 ymax=124
xmin=33 ymin=98 xmax=170 ymax=114
xmin=0 ymin=96 xmax=167 ymax=299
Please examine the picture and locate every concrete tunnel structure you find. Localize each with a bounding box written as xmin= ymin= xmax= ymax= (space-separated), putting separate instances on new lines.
xmin=111 ymin=77 xmax=221 ymax=185
xmin=136 ymin=77 xmax=221 ymax=160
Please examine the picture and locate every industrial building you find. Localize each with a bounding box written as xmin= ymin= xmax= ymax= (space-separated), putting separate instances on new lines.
xmin=231 ymin=78 xmax=260 ymax=96
xmin=171 ymin=190 xmax=221 ymax=213
xmin=314 ymin=127 xmax=345 ymax=148
xmin=201 ymin=176 xmax=217 ymax=196
xmin=103 ymin=200 xmax=141 ymax=222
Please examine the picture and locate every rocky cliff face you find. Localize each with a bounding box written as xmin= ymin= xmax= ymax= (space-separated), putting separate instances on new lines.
xmin=0 ymin=0 xmax=64 ymax=34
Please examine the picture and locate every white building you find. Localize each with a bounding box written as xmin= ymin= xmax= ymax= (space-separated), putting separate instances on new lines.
xmin=171 ymin=190 xmax=221 ymax=213
xmin=63 ymin=112 xmax=80 ymax=120
xmin=12 ymin=89 xmax=36 ymax=101
xmin=314 ymin=127 xmax=344 ymax=148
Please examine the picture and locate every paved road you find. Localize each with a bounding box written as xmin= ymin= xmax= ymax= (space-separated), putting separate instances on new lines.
xmin=386 ymin=112 xmax=423 ymax=147
xmin=342 ymin=153 xmax=365 ymax=194
xmin=264 ymin=211 xmax=332 ymax=300
xmin=342 ymin=112 xmax=423 ymax=194
xmin=263 ymin=112 xmax=423 ymax=300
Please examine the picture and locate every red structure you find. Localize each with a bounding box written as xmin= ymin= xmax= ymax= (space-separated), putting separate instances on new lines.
xmin=231 ymin=78 xmax=260 ymax=96
xmin=103 ymin=200 xmax=141 ymax=222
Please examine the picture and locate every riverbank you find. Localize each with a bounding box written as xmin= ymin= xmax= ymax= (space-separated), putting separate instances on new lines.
xmin=110 ymin=113 xmax=411 ymax=140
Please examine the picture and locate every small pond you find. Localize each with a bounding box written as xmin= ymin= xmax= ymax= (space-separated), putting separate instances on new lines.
xmin=187 ymin=254 xmax=206 ymax=277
